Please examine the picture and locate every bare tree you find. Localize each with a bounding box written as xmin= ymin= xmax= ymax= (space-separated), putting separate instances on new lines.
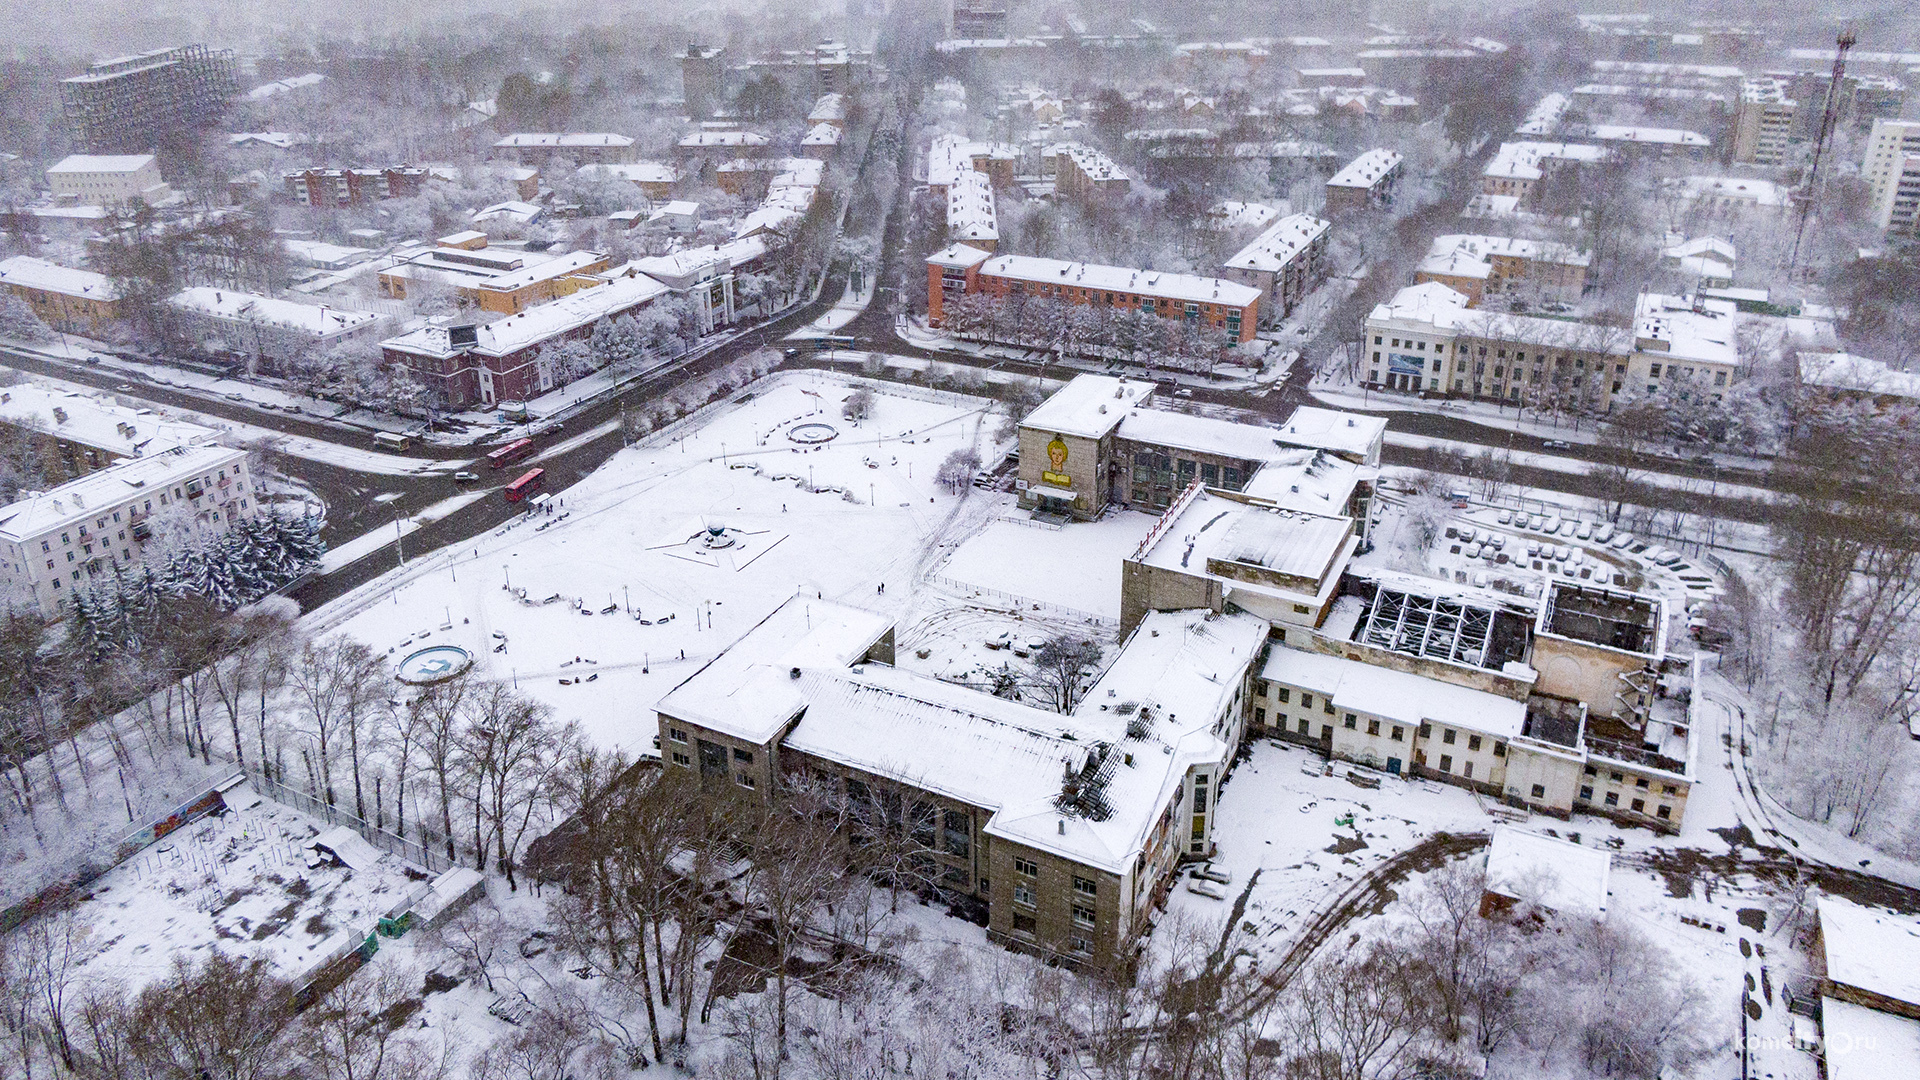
xmin=124 ymin=954 xmax=297 ymax=1080
xmin=1030 ymin=635 xmax=1104 ymax=713
xmin=294 ymin=963 xmax=450 ymax=1080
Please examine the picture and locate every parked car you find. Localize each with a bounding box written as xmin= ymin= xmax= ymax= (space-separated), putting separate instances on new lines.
xmin=1186 ymin=878 xmax=1227 ymax=900
xmin=284 ymin=403 xmax=303 ymax=414
xmin=1190 ymin=864 xmax=1232 ymax=886
xmin=1542 ymin=439 xmax=1571 ymax=450
xmin=454 ymin=471 xmax=479 ymax=483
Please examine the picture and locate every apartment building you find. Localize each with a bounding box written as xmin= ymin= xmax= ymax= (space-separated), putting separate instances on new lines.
xmin=0 ymin=256 xmax=123 ymax=334
xmin=283 ymin=166 xmax=429 ymax=208
xmin=578 ymin=162 xmax=680 ymax=200
xmin=1863 ymin=119 xmax=1920 ymax=232
xmin=925 ymin=246 xmax=1259 ymax=347
xmin=166 ymin=288 xmax=391 ymax=366
xmin=377 ymin=235 xmax=611 ymax=314
xmin=45 ymin=154 xmax=172 ymax=206
xmin=925 ymin=132 xmax=1018 ymax=195
xmin=1413 ymin=234 xmax=1590 ymax=306
xmin=1324 ymin=149 xmax=1402 ymax=214
xmin=1732 ymin=77 xmax=1796 ymax=165
xmin=598 ymin=247 xmax=736 ymax=335
xmin=0 ymin=385 xmax=216 ymax=481
xmin=492 ymin=132 xmax=636 ymax=166
xmin=1050 ymin=143 xmax=1131 ymax=202
xmin=380 ymin=272 xmax=670 ymax=409
xmin=945 ymin=170 xmax=999 ymax=250
xmin=1219 ymin=213 xmax=1331 ymax=325
xmin=1480 ymin=141 xmax=1607 ymax=203
xmin=656 ymin=593 xmax=1268 ymax=972
xmin=0 ymin=444 xmax=256 ymax=616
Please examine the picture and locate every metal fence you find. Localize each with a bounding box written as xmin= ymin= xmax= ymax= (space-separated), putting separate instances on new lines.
xmin=241 ymin=767 xmax=477 ymax=875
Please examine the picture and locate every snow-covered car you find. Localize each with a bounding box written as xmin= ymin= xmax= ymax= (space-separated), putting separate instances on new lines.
xmin=1542 ymin=439 xmax=1571 ymax=450
xmin=1575 ymin=523 xmax=1593 ymax=540
xmin=454 ymin=471 xmax=480 ymax=483
xmin=985 ymin=630 xmax=1011 ymax=650
xmin=1610 ymin=533 xmax=1636 ymax=550
xmin=1186 ymin=878 xmax=1227 ymax=900
xmin=1497 ymin=510 xmax=1513 ymax=525
xmin=1190 ymin=864 xmax=1232 ymax=886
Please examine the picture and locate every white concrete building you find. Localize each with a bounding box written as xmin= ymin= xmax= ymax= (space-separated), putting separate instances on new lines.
xmin=45 ymin=154 xmax=171 ymax=206
xmin=167 ymin=288 xmax=390 ymax=366
xmin=0 ymin=444 xmax=256 ymax=616
xmin=1863 ymin=119 xmax=1920 ymax=232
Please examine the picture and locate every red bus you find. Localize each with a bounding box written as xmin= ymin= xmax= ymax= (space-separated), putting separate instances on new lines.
xmin=504 ymin=468 xmax=546 ymax=503
xmin=486 ymin=438 xmax=536 ymax=469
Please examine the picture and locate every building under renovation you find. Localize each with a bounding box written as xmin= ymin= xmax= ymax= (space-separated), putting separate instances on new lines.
xmin=61 ymin=45 xmax=238 ymax=156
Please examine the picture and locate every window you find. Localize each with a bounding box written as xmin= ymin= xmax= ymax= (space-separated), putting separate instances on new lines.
xmin=1193 ymin=787 xmax=1208 ymax=812
xmin=1631 ymin=798 xmax=1645 ymax=813
xmin=945 ymin=810 xmax=971 ymax=857
xmin=1254 ymin=707 xmax=1266 ymax=726
xmin=668 ymin=728 xmax=688 ymax=743
xmin=1295 ymin=603 xmax=1313 ymax=615
xmin=1649 ymin=364 xmax=1662 ymax=377
xmin=1580 ymin=785 xmax=1594 ymax=800
xmin=1662 ymin=785 xmax=1677 ymax=796
xmin=911 ymin=802 xmax=937 ymax=846
xmin=1321 ymin=725 xmax=1333 ymax=741
xmin=1609 ymin=772 xmax=1624 ymax=783
xmin=671 ymin=752 xmax=691 ymax=766
xmin=1530 ymin=784 xmax=1546 ymax=799
xmin=1604 ymin=791 xmax=1619 ymax=806
xmin=1656 ymin=804 xmax=1672 ymax=820
xmin=1323 ymin=699 xmax=1334 ymax=715
xmin=1068 ymin=935 xmax=1093 ymax=956
xmin=1467 ymin=735 xmax=1482 ymax=751
xmin=1583 ymin=765 xmax=1597 ymax=776
xmin=1072 ymin=904 xmax=1096 ymax=928
xmin=1442 ymin=728 xmax=1456 ymax=745
xmin=733 ymin=747 xmax=754 ymax=764
xmin=1013 ymin=883 xmax=1035 ymax=907
xmin=1635 ymin=778 xmax=1650 ymax=789
xmin=1296 ymin=718 xmax=1309 ymax=735
xmin=1463 ymin=761 xmax=1474 ymax=780
xmin=1277 ymin=688 xmax=1291 ymax=704
xmin=1015 ymin=857 xmax=1038 ymax=877
xmin=1391 ymin=726 xmax=1404 ymax=741
xmin=1366 ymin=719 xmax=1380 ymax=736
xmin=736 ymin=773 xmax=756 ymax=789
xmin=1012 ymin=913 xmax=1036 ymax=936
xmin=1300 ymin=693 xmax=1313 ymax=708
xmin=1073 ymin=876 xmax=1097 ymax=898
xmin=1345 ymin=715 xmax=1357 ymax=730
xmin=1439 ymin=755 xmax=1452 ymax=773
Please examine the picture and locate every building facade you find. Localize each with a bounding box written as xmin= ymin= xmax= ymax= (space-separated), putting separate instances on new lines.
xmin=166 ymin=288 xmax=391 ymax=367
xmin=0 ymin=385 xmax=217 ymax=483
xmin=1220 ymin=213 xmax=1331 ymax=325
xmin=283 ymin=166 xmax=429 ymax=208
xmin=1863 ymin=119 xmax=1920 ymax=232
xmin=492 ymin=133 xmax=636 ymax=166
xmin=60 ymin=46 xmax=237 ymax=156
xmin=1732 ymin=77 xmax=1796 ymax=165
xmin=0 ymin=256 xmax=123 ymax=335
xmin=0 ymin=444 xmax=257 ymax=616
xmin=45 ymin=154 xmax=171 ymax=206
xmin=1324 ymin=148 xmax=1402 ymax=214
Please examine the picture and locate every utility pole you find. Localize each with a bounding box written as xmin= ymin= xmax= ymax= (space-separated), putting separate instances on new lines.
xmin=1790 ymin=27 xmax=1857 ymax=274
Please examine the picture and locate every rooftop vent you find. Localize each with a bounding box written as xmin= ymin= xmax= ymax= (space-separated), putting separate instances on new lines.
xmin=789 ymin=666 xmax=801 ymax=680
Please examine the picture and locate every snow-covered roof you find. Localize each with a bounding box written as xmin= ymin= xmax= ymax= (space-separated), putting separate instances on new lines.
xmin=474 ymin=249 xmax=606 ymax=294
xmin=1327 ymin=148 xmax=1402 ymax=189
xmin=382 ymin=273 xmax=668 ymax=360
xmin=677 ymin=131 xmax=771 ymax=148
xmin=495 ymin=132 xmax=635 ymax=149
xmin=310 ymin=825 xmax=385 ymax=871
xmin=1205 ymin=201 xmax=1283 ymax=232
xmin=977 ymin=255 xmax=1261 ymax=309
xmin=1819 ymin=897 xmax=1920 ymax=1009
xmin=1587 ymin=124 xmax=1710 ymax=147
xmin=0 ymin=256 xmax=119 ymax=301
xmin=1052 ymin=142 xmax=1129 ymax=183
xmin=1134 ymin=489 xmax=1355 ymax=612
xmin=1821 ymin=998 xmax=1920 ymax=1080
xmin=579 ymin=161 xmax=681 ymax=185
xmin=282 ymin=239 xmax=370 ymax=267
xmin=1669 ymin=175 xmax=1788 ymax=206
xmin=658 ymin=595 xmax=896 ymax=744
xmin=1274 ymin=406 xmax=1387 ymax=465
xmin=1116 ymin=407 xmax=1303 ymax=463
xmin=472 ymin=200 xmax=544 ymax=224
xmin=0 ymin=444 xmax=247 ymax=541
xmin=1370 ymin=283 xmax=1635 ymax=356
xmin=1239 ymin=449 xmax=1369 ymax=514
xmin=1484 ymin=825 xmax=1611 ymax=916
xmin=807 ymin=93 xmax=846 ymax=122
xmin=1517 ymin=92 xmax=1571 ymax=135
xmin=1223 ymin=213 xmax=1330 ymax=274
xmin=0 ymin=384 xmax=216 ymax=459
xmin=927 ymin=244 xmax=993 ymax=271
xmin=653 ymin=200 xmax=700 ymax=218
xmin=246 ymin=73 xmax=325 ymax=101
xmin=1261 ymin=646 xmax=1529 ymax=739
xmin=1483 ymin=141 xmax=1607 ymax=181
xmin=946 ymin=170 xmax=998 ymax=243
xmin=1633 ymin=292 xmax=1740 ymax=367
xmin=732 ymin=205 xmax=806 ymax=241
xmin=802 ymin=123 xmax=844 ymax=146
xmin=1421 ymin=234 xmax=1591 ymax=272
xmin=1020 ymin=374 xmax=1154 ymax=439
xmin=46 ymin=153 xmax=157 ymax=175
xmin=1663 ymin=236 xmax=1735 ymax=262
xmin=1800 ymin=352 xmax=1920 ymax=402
xmin=169 ymin=288 xmax=382 ymax=337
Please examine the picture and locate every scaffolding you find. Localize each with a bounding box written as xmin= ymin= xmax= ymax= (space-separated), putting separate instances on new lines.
xmin=60 ymin=45 xmax=237 ymax=156
xmin=1356 ymin=587 xmax=1496 ymax=668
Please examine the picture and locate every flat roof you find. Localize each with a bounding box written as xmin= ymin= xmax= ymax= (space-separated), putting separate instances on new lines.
xmin=1134 ymin=489 xmax=1354 ymax=603
xmin=1820 ymin=897 xmax=1920 ymax=1010
xmin=1274 ymin=406 xmax=1387 ymax=463
xmin=1822 ymin=998 xmax=1920 ymax=1080
xmin=1021 ymin=374 xmax=1154 ymax=439
xmin=1588 ymin=124 xmax=1710 ymax=147
xmin=1116 ymin=406 xmax=1302 ymax=463
xmin=1634 ymin=292 xmax=1740 ymax=366
xmin=1261 ymin=646 xmax=1528 ymax=739
xmin=382 ymin=273 xmax=668 ymax=359
xmin=495 ymin=132 xmax=634 ymax=148
xmin=47 ymin=154 xmax=156 ymax=174
xmin=1801 ymin=352 xmax=1920 ymax=401
xmin=1485 ymin=825 xmax=1611 ymax=916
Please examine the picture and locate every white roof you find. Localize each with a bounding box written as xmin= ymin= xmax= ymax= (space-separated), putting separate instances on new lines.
xmin=1020 ymin=374 xmax=1154 ymax=439
xmin=1483 ymin=141 xmax=1607 ymax=181
xmin=1134 ymin=489 xmax=1354 ymax=606
xmin=1206 ymin=201 xmax=1283 ymax=231
xmin=807 ymin=93 xmax=846 ymax=122
xmin=978 ymin=255 xmax=1261 ymax=309
xmin=1517 ymin=92 xmax=1571 ymax=135
xmin=382 ymin=273 xmax=668 ymax=360
xmin=677 ymin=131 xmax=771 ymax=148
xmin=1115 ymin=407 xmax=1302 ymax=463
xmin=654 ymin=200 xmax=701 ymax=217
xmin=281 ymin=239 xmax=369 ymax=267
xmin=473 ymin=200 xmax=544 ymax=223
xmin=1587 ymin=124 xmax=1710 ymax=147
xmin=0 ymin=444 xmax=246 ymax=541
xmin=1800 ymin=352 xmax=1920 ymax=401
xmin=1275 ymin=405 xmax=1387 ymax=463
xmin=495 ymin=132 xmax=634 ymax=148
xmin=1670 ymin=175 xmax=1788 ymax=205
xmin=1819 ymin=897 xmax=1920 ymax=1009
xmin=927 ymin=243 xmax=993 ymax=271
xmin=169 ymin=288 xmax=382 ymax=336
xmin=310 ymin=825 xmax=384 ymax=871
xmin=1327 ymin=148 xmax=1402 ymax=189
xmin=1223 ymin=213 xmax=1330 ymax=274
xmin=475 ymin=249 xmax=606 ymax=294
xmin=580 ymin=161 xmax=680 ymax=184
xmin=1260 ymin=647 xmax=1528 ymax=739
xmin=1633 ymin=292 xmax=1739 ymax=366
xmin=246 ymin=73 xmax=325 ymax=100
xmin=1053 ymin=142 xmax=1129 ymax=183
xmin=802 ymin=123 xmax=844 ymax=146
xmin=0 ymin=256 xmax=118 ymax=300
xmin=1370 ymin=283 xmax=1634 ymax=356
xmin=1821 ymin=998 xmax=1920 ymax=1080
xmin=732 ymin=205 xmax=806 ymax=241
xmin=46 ymin=154 xmax=156 ymax=175
xmin=1422 ymin=233 xmax=1591 ymax=271
xmin=1239 ymin=449 xmax=1369 ymax=514
xmin=927 ymin=133 xmax=1019 ymax=189
xmin=0 ymin=384 xmax=216 ymax=459
xmin=946 ymin=171 xmax=998 ymax=243
xmin=657 ymin=594 xmax=898 ymax=745
xmin=1484 ymin=825 xmax=1611 ymax=916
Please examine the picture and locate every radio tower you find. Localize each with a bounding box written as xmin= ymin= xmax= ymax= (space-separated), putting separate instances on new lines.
xmin=1789 ymin=28 xmax=1857 ymax=273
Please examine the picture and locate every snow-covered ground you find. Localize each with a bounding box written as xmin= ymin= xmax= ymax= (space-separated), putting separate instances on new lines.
xmin=60 ymin=793 xmax=419 ymax=993
xmin=933 ymin=511 xmax=1156 ymax=622
xmin=309 ymin=371 xmax=1011 ymax=754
